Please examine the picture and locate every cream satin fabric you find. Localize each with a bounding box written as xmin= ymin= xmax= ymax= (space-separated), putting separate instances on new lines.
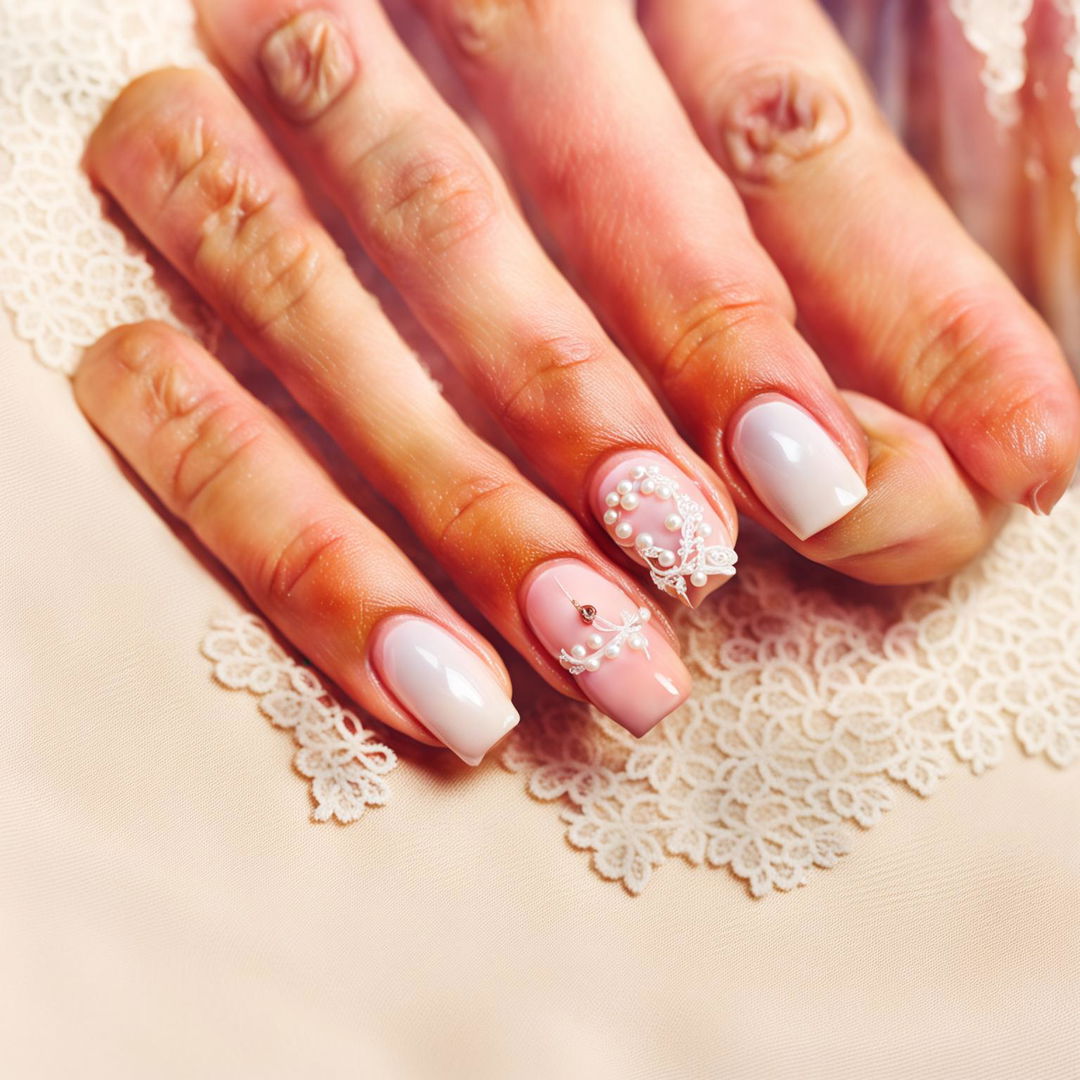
xmin=3 ymin=317 xmax=1079 ymax=1078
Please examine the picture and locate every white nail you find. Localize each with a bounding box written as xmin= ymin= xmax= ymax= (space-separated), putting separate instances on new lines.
xmin=372 ymin=617 xmax=519 ymax=766
xmin=731 ymin=396 xmax=867 ymax=540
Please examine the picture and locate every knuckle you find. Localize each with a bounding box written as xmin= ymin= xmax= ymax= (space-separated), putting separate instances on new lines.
xmin=658 ymin=285 xmax=777 ymax=390
xmin=905 ymin=292 xmax=1009 ymax=422
xmin=496 ymin=336 xmax=602 ymax=431
xmin=435 ymin=0 xmax=547 ymax=60
xmin=436 ymin=475 xmax=519 ymax=550
xmin=81 ymin=322 xmax=204 ymax=424
xmin=259 ymin=10 xmax=357 ymax=124
xmin=369 ymin=140 xmax=496 ymax=256
xmin=712 ymin=64 xmax=852 ymax=187
xmin=258 ymin=517 xmax=353 ymax=608
xmin=164 ymin=395 xmax=266 ymax=517
xmin=227 ymin=226 xmax=327 ymax=335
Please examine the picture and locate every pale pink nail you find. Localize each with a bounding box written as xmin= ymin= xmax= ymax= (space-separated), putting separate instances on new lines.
xmin=522 ymin=559 xmax=691 ymax=737
xmin=590 ymin=450 xmax=737 ymax=606
xmin=730 ymin=394 xmax=867 ymax=540
xmin=371 ymin=616 xmax=519 ymax=766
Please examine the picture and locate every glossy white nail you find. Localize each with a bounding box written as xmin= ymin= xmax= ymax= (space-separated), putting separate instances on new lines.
xmin=372 ymin=617 xmax=519 ymax=766
xmin=730 ymin=395 xmax=867 ymax=540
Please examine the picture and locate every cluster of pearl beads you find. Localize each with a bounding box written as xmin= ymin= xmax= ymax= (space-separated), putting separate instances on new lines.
xmin=558 ymin=606 xmax=652 ymax=675
xmin=602 ymin=466 xmax=722 ymax=591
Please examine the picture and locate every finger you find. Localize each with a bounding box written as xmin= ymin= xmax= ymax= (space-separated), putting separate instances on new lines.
xmin=87 ymin=68 xmax=691 ymax=736
xmin=74 ymin=321 xmax=519 ymax=765
xmin=415 ymin=0 xmax=872 ymax=546
xmin=195 ymin=0 xmax=740 ymax=607
xmin=644 ymin=0 xmax=1080 ymax=513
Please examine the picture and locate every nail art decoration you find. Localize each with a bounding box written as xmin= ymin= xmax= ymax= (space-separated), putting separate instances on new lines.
xmin=554 ymin=577 xmax=652 ymax=675
xmin=601 ymin=464 xmax=737 ymax=602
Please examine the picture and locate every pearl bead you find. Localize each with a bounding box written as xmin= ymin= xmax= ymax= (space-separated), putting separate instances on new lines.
xmin=657 ymin=549 xmax=676 ymax=568
xmin=630 ymin=466 xmax=646 ymax=480
xmin=635 ymin=532 xmax=654 ymax=550
xmin=586 ymin=632 xmax=603 ymax=650
xmin=700 ymin=523 xmax=712 ymax=537
xmin=639 ymin=478 xmax=656 ymax=495
xmin=604 ymin=643 xmax=621 ymax=659
xmin=628 ymin=633 xmax=646 ymax=651
xmin=605 ymin=491 xmax=620 ymax=508
xmin=690 ymin=571 xmax=708 ymax=588
xmin=616 ymin=480 xmax=633 ymax=495
xmin=584 ymin=657 xmax=601 ymax=672
xmin=638 ymin=607 xmax=651 ymax=622
xmin=603 ymin=509 xmax=618 ymax=526
xmin=657 ymin=486 xmax=672 ymax=500
xmin=614 ymin=522 xmax=633 ymax=541
xmin=620 ymin=492 xmax=639 ymax=511
xmin=664 ymin=513 xmax=682 ymax=532
xmin=570 ymin=644 xmax=587 ymax=660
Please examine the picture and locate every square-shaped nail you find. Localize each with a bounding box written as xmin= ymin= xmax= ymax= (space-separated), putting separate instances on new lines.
xmin=590 ymin=451 xmax=737 ymax=605
xmin=522 ymin=559 xmax=691 ymax=737
xmin=371 ymin=616 xmax=519 ymax=766
xmin=730 ymin=395 xmax=867 ymax=540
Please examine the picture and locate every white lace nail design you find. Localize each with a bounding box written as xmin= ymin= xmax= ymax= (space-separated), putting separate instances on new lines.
xmin=554 ymin=578 xmax=652 ymax=676
xmin=601 ymin=465 xmax=737 ymax=602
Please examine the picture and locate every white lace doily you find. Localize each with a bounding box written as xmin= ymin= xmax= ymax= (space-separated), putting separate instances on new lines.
xmin=2 ymin=0 xmax=1078 ymax=895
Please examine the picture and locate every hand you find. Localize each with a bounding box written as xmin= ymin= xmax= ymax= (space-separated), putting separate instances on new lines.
xmin=75 ymin=0 xmax=1079 ymax=765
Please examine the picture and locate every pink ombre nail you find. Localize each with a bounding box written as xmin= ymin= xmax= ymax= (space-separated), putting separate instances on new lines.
xmin=522 ymin=559 xmax=691 ymax=737
xmin=590 ymin=450 xmax=737 ymax=606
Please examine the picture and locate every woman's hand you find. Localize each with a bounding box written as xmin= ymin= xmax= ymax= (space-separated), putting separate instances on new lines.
xmin=75 ymin=0 xmax=1080 ymax=762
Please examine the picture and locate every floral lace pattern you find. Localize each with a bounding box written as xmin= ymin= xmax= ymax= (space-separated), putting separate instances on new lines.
xmin=0 ymin=0 xmax=215 ymax=372
xmin=203 ymin=615 xmax=398 ymax=822
xmin=948 ymin=0 xmax=1034 ymax=123
xmin=503 ymin=498 xmax=1080 ymax=895
xmin=2 ymin=0 xmax=1079 ymax=895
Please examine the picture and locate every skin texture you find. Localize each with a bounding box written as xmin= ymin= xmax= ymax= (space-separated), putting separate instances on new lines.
xmin=77 ymin=0 xmax=1080 ymax=752
xmin=82 ymin=65 xmax=696 ymax=744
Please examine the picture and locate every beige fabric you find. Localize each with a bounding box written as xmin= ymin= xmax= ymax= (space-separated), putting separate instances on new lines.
xmin=3 ymin=319 xmax=1080 ymax=1078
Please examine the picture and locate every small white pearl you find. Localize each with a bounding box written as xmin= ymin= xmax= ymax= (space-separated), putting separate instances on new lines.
xmin=628 ymin=633 xmax=646 ymax=651
xmin=635 ymin=532 xmax=654 ymax=551
xmin=700 ymin=522 xmax=712 ymax=537
xmin=657 ymin=485 xmax=672 ymax=500
xmin=630 ymin=466 xmax=646 ymax=480
xmin=664 ymin=513 xmax=682 ymax=532
xmin=604 ymin=643 xmax=621 ymax=659
xmin=603 ymin=509 xmax=618 ymax=526
xmin=605 ymin=491 xmax=620 ymax=508
xmin=639 ymin=478 xmax=656 ymax=495
xmin=570 ymin=644 xmax=587 ymax=660
xmin=614 ymin=522 xmax=633 ymax=541
xmin=637 ymin=607 xmax=651 ymax=622
xmin=616 ymin=480 xmax=633 ymax=495
xmin=586 ymin=632 xmax=603 ymax=650
xmin=657 ymin=549 xmax=676 ymax=568
xmin=620 ymin=492 xmax=640 ymax=511
xmin=584 ymin=657 xmax=601 ymax=672
xmin=690 ymin=571 xmax=708 ymax=588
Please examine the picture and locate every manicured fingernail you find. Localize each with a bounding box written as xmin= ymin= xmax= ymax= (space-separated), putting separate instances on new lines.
xmin=522 ymin=559 xmax=691 ymax=737
xmin=591 ymin=450 xmax=737 ymax=606
xmin=730 ymin=395 xmax=867 ymax=540
xmin=259 ymin=11 xmax=356 ymax=124
xmin=371 ymin=616 xmax=519 ymax=766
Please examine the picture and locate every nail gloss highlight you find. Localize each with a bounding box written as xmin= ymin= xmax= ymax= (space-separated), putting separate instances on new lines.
xmin=371 ymin=616 xmax=519 ymax=766
xmin=730 ymin=395 xmax=867 ymax=540
xmin=590 ymin=450 xmax=737 ymax=606
xmin=522 ymin=559 xmax=691 ymax=737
